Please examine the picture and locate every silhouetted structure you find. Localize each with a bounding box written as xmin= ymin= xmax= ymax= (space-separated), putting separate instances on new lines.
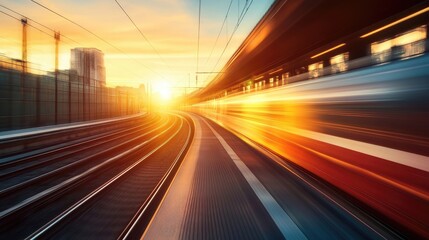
xmin=71 ymin=48 xmax=106 ymax=87
xmin=70 ymin=48 xmax=107 ymax=121
xmin=0 ymin=54 xmax=145 ymax=131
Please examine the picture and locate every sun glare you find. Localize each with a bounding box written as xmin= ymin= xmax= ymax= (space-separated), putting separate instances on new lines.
xmin=153 ymin=81 xmax=172 ymax=102
xmin=159 ymin=87 xmax=172 ymax=101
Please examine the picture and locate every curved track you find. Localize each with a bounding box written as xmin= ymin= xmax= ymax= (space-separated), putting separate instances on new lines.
xmin=0 ymin=113 xmax=194 ymax=239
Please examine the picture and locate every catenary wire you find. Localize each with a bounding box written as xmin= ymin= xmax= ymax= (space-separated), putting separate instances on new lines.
xmin=30 ymin=0 xmax=167 ymax=80
xmin=113 ymin=0 xmax=170 ymax=68
xmin=204 ymin=0 xmax=234 ymax=66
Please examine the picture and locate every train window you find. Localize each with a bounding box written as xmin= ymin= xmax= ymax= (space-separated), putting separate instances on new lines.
xmin=371 ymin=39 xmax=392 ymax=63
xmin=282 ymin=72 xmax=289 ymax=85
xmin=275 ymin=76 xmax=279 ymax=86
xmin=371 ymin=26 xmax=427 ymax=63
xmin=392 ymin=26 xmax=426 ymax=58
xmin=241 ymin=80 xmax=248 ymax=93
xmin=269 ymin=77 xmax=274 ymax=87
xmin=258 ymin=80 xmax=264 ymax=90
xmin=308 ymin=61 xmax=323 ymax=78
xmin=330 ymin=52 xmax=349 ymax=73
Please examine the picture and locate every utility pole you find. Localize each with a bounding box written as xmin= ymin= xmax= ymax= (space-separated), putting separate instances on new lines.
xmin=83 ymin=52 xmax=89 ymax=120
xmin=20 ymin=18 xmax=28 ymax=127
xmin=21 ymin=18 xmax=27 ymax=73
xmin=54 ymin=31 xmax=60 ymax=124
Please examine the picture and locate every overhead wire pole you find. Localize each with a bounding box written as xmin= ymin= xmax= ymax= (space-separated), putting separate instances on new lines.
xmin=0 ymin=3 xmax=157 ymax=119
xmin=1 ymin=4 xmax=160 ymax=86
xmin=197 ymin=0 xmax=234 ymax=91
xmin=0 ymin=5 xmax=80 ymax=125
xmin=29 ymin=0 xmax=171 ymax=116
xmin=1 ymin=5 xmax=81 ymax=124
xmin=54 ymin=31 xmax=60 ymax=124
xmin=30 ymin=0 xmax=167 ymax=80
xmin=196 ymin=0 xmax=202 ymax=88
xmin=20 ymin=17 xmax=28 ymax=128
xmin=21 ymin=18 xmax=28 ymax=74
xmin=0 ymin=9 xmax=70 ymax=46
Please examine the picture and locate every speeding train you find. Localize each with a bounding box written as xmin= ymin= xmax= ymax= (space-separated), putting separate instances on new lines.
xmin=190 ymin=0 xmax=429 ymax=238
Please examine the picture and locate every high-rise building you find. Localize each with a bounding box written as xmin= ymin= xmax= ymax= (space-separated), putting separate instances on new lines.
xmin=70 ymin=48 xmax=106 ymax=87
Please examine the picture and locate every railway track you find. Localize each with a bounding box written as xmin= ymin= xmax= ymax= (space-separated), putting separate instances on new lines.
xmin=0 ymin=114 xmax=161 ymax=184
xmin=0 ymin=113 xmax=194 ymax=239
xmin=0 ymin=114 xmax=150 ymax=159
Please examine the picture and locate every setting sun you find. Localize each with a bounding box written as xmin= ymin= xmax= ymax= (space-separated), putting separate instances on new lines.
xmin=152 ymin=81 xmax=173 ymax=103
xmin=159 ymin=87 xmax=172 ymax=101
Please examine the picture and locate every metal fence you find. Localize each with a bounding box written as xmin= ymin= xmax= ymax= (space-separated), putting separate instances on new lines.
xmin=0 ymin=58 xmax=145 ymax=131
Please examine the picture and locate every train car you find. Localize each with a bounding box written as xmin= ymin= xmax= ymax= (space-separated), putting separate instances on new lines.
xmin=191 ymin=1 xmax=429 ymax=237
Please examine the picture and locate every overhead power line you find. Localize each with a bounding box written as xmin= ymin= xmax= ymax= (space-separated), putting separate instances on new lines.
xmin=0 ymin=4 xmax=81 ymax=46
xmin=209 ymin=0 xmax=254 ymax=76
xmin=114 ymin=0 xmax=169 ymax=68
xmin=0 ymin=4 xmax=154 ymax=83
xmin=204 ymin=0 xmax=234 ymax=66
xmin=30 ymin=0 xmax=166 ymax=79
xmin=0 ymin=9 xmax=20 ymax=21
xmin=197 ymin=0 xmax=253 ymax=89
xmin=0 ymin=9 xmax=52 ymax=39
xmin=31 ymin=0 xmax=125 ymax=54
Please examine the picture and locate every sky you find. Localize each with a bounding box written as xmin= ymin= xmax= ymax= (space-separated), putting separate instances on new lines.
xmin=0 ymin=0 xmax=274 ymax=96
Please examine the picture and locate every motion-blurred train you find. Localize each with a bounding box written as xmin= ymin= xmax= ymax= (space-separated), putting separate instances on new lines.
xmin=190 ymin=0 xmax=429 ymax=237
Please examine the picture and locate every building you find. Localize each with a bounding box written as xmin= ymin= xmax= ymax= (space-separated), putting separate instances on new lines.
xmin=70 ymin=48 xmax=106 ymax=87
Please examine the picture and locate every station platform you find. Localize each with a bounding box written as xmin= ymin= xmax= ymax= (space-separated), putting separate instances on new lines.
xmin=142 ymin=114 xmax=392 ymax=240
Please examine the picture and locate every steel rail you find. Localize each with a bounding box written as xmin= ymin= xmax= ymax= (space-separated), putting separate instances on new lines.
xmin=0 ymin=116 xmax=176 ymax=222
xmin=0 ymin=115 xmax=161 ymax=180
xmin=0 ymin=116 xmax=169 ymax=199
xmin=25 ymin=115 xmax=186 ymax=239
xmin=118 ymin=113 xmax=194 ymax=240
xmin=0 ymin=114 xmax=158 ymax=167
xmin=0 ymin=114 xmax=147 ymax=159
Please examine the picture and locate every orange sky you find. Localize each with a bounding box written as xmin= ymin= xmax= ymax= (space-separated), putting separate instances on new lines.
xmin=0 ymin=0 xmax=274 ymax=96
